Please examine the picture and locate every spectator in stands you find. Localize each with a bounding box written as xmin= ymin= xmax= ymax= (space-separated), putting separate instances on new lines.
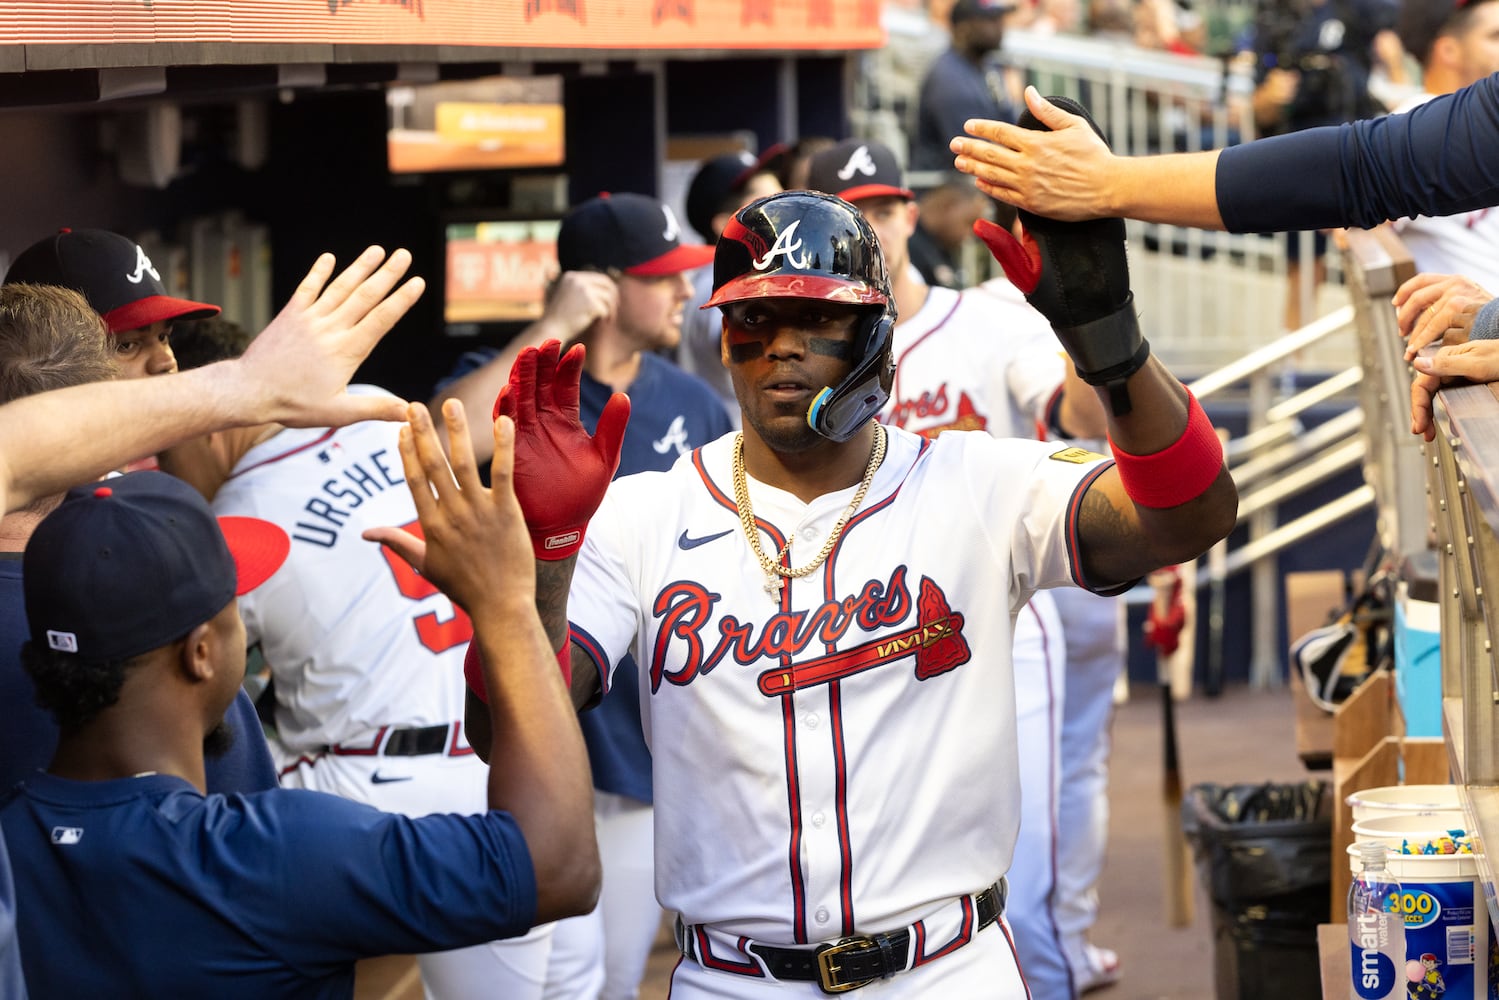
xmin=1247 ymin=0 xmax=1397 ymax=332
xmin=1389 ymin=0 xmax=1499 ymax=290
xmin=913 ymin=0 xmax=1018 ymax=173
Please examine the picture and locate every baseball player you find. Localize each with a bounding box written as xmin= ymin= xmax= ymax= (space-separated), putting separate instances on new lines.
xmin=804 ymin=137 xmax=1107 ymax=998
xmin=435 ymin=140 xmax=1236 ymax=994
xmin=1 ymin=420 xmax=600 ymax=996
xmin=0 ymin=259 xmax=274 ymax=798
xmin=158 ymin=329 xmax=553 ymax=999
xmin=4 ymin=228 xmax=220 ymax=379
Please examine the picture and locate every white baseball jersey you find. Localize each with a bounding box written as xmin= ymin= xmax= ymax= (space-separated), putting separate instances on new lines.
xmin=882 ymin=283 xmax=1067 ymax=441
xmin=210 ymin=387 xmax=472 ymax=756
xmin=567 ymin=428 xmax=1112 ymax=952
xmin=1392 ymin=94 xmax=1499 ymax=292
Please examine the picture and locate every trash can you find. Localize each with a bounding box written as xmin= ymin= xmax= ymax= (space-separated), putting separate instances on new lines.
xmin=1182 ymin=781 xmax=1332 ymax=1000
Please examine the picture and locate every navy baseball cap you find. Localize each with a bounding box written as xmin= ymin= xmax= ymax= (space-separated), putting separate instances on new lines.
xmin=806 ymin=139 xmax=914 ymax=204
xmin=24 ymin=471 xmax=289 ymax=661
xmin=685 ymin=149 xmax=787 ymax=241
xmin=557 ymin=193 xmax=715 ymax=277
xmin=5 ymin=229 xmax=220 ymax=334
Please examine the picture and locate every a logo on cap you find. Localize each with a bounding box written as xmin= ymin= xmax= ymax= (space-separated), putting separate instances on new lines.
xmin=46 ymin=629 xmax=78 ymax=653
xmin=837 ymin=145 xmax=879 ymax=181
xmin=751 ymin=219 xmax=810 ymax=270
xmin=50 ymin=827 xmax=83 ymax=846
xmin=661 ymin=205 xmax=681 ymax=243
xmin=126 ymin=245 xmax=161 ymax=285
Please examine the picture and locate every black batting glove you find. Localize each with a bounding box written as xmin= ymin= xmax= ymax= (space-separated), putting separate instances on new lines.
xmin=974 ymin=96 xmax=1149 ymax=415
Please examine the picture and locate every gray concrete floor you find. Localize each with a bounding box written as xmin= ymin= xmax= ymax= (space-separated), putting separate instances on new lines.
xmin=636 ymin=683 xmax=1313 ymax=999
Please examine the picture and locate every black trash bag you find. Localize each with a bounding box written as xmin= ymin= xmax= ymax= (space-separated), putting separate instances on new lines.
xmin=1182 ymin=781 xmax=1333 ymax=1000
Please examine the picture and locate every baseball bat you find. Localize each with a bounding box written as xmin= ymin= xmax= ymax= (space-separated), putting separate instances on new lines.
xmin=1148 ymin=569 xmax=1195 ymax=928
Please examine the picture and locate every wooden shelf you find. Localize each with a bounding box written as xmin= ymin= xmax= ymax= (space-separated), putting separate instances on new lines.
xmin=1319 ymin=923 xmax=1347 ymax=1000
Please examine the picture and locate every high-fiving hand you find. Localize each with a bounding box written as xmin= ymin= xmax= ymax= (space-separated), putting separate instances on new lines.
xmin=493 ymin=340 xmax=630 ymax=559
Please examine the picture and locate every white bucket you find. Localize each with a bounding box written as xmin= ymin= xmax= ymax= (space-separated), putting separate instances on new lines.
xmin=1349 ymin=813 xmax=1469 ymax=851
xmin=1346 ymin=785 xmax=1462 ymax=825
xmin=1349 ymin=844 xmax=1490 ymax=1000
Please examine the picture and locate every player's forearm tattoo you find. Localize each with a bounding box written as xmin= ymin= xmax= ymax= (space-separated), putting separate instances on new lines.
xmin=1077 ymin=485 xmax=1138 ymax=583
xmin=534 ymin=557 xmax=576 ymax=651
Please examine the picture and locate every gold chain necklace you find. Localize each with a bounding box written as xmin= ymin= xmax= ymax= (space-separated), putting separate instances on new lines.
xmin=732 ymin=424 xmax=887 ymax=599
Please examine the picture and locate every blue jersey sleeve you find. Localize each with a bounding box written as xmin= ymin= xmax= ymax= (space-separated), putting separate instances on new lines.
xmin=200 ymin=791 xmax=537 ymax=972
xmin=1217 ymin=74 xmax=1499 ymax=233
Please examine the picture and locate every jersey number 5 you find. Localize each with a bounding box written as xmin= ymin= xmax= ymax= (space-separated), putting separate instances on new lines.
xmin=378 ymin=519 xmax=474 ymax=654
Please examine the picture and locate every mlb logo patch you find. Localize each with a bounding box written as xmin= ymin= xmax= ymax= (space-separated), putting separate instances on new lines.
xmin=50 ymin=827 xmax=83 ymax=845
xmin=46 ymin=630 xmax=78 ymax=653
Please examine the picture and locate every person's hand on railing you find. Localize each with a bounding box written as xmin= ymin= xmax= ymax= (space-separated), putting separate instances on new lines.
xmin=1409 ymin=340 xmax=1499 ymax=441
xmin=1393 ymin=271 xmax=1492 ymax=361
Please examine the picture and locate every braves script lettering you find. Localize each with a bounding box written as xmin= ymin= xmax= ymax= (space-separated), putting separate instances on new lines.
xmin=751 ymin=219 xmax=810 ymax=270
xmin=649 ymin=566 xmax=913 ymax=691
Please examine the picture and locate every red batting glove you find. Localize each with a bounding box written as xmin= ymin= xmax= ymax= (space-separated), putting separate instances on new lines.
xmin=493 ymin=339 xmax=630 ymax=560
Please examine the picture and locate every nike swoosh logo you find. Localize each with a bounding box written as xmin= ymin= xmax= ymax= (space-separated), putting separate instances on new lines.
xmin=678 ymin=528 xmax=733 ymax=550
xmin=370 ymin=771 xmax=412 ymax=785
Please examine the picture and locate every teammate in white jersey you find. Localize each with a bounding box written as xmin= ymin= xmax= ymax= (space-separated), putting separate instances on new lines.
xmin=421 ymin=163 xmax=1235 ymax=995
xmin=159 ymin=327 xmax=554 ymax=1000
xmin=806 ymin=137 xmax=1108 ymax=998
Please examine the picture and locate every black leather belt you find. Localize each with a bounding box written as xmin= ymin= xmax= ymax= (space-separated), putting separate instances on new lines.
xmin=383 ymin=724 xmax=451 ymax=756
xmin=678 ymin=880 xmax=1005 ymax=994
xmin=327 ymin=723 xmax=453 ymax=757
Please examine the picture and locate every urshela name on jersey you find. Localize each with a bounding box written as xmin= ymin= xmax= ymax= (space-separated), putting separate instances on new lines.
xmin=290 ymin=445 xmax=405 ymax=548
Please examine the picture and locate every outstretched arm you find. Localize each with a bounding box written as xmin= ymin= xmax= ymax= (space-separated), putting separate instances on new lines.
xmin=0 ymin=247 xmax=421 ymax=515
xmin=955 ymin=79 xmax=1499 ymax=234
xmin=974 ymin=96 xmax=1236 ymax=588
xmin=953 ymin=88 xmax=1225 ymax=229
xmin=388 ymin=399 xmax=600 ymax=923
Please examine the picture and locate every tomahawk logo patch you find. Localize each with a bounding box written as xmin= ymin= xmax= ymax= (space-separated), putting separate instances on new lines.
xmin=751 ymin=219 xmax=810 ymax=270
